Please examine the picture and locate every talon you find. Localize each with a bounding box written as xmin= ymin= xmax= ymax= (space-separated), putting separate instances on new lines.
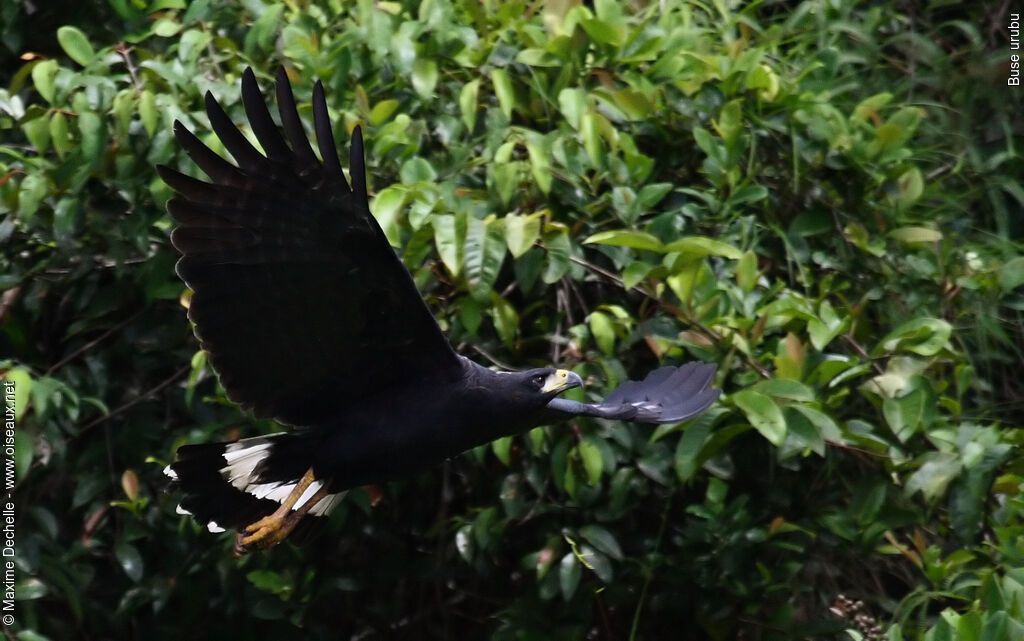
xmin=231 ymin=468 xmax=333 ymax=556
xmin=234 ymin=513 xmax=299 ymax=556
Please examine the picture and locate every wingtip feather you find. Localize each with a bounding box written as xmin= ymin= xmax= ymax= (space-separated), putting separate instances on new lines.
xmin=613 ymin=361 xmax=720 ymax=424
xmin=656 ymin=387 xmax=721 ymax=423
xmin=274 ymin=67 xmax=316 ymax=168
xmin=312 ymin=80 xmax=343 ymax=176
xmin=350 ymin=124 xmax=368 ymax=201
xmin=240 ymin=65 xmax=289 ymax=161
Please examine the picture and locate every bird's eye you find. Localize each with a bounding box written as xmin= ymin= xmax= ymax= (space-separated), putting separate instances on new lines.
xmin=532 ymin=374 xmax=546 ymax=387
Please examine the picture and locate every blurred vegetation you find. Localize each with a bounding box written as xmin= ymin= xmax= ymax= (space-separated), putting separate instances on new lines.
xmin=2 ymin=0 xmax=1022 ymax=639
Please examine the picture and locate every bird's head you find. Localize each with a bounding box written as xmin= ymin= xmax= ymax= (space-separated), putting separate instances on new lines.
xmin=518 ymin=368 xmax=584 ymax=400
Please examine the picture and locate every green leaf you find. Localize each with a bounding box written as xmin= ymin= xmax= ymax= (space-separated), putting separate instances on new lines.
xmin=15 ymin=429 xmax=34 ymax=481
xmin=524 ymin=138 xmax=552 ymax=194
xmin=750 ymin=379 xmax=815 ymax=402
xmin=783 ymin=407 xmax=826 ymax=456
xmin=53 ymin=198 xmax=77 ymax=244
xmin=999 ymin=256 xmax=1024 ymax=291
xmin=790 ymin=405 xmax=841 ymax=443
xmin=112 ymin=90 xmax=133 ymax=138
xmin=636 ymin=183 xmax=674 ymax=210
xmin=78 ymin=111 xmax=103 ymax=159
xmin=746 ymin=64 xmax=779 ymax=100
xmin=674 ymin=411 xmax=715 ymax=482
xmin=807 ymin=300 xmax=848 ymax=351
xmin=516 ymin=48 xmax=562 ymax=67
xmin=139 ymin=90 xmax=158 ymax=138
xmin=15 ymin=577 xmax=48 ymax=601
xmin=18 ymin=173 xmax=48 ymax=219
xmin=459 ymin=297 xmax=481 ymax=335
xmin=114 ymin=541 xmax=143 ymax=582
xmin=455 ymin=525 xmax=473 ymax=561
xmin=411 ymin=58 xmax=438 ymax=98
xmin=492 ymin=436 xmax=513 ymax=466
xmin=906 ymin=453 xmax=961 ymax=502
xmin=889 ymin=226 xmax=941 ymax=244
xmin=528 ymin=427 xmax=545 ymax=455
xmin=954 ymin=610 xmax=982 ymax=641
xmin=607 ymin=88 xmax=651 ymax=120
xmin=542 ymin=229 xmax=571 ymax=283
xmin=369 ymin=99 xmax=400 ymax=125
xmin=559 ymin=552 xmax=581 ymax=600
xmin=57 ymin=26 xmax=96 ymax=66
xmin=715 ymin=99 xmax=743 ymax=146
xmin=5 ymin=369 xmax=33 ymax=421
xmin=610 ymin=187 xmax=637 ymax=224
xmin=22 ymin=116 xmax=50 ymax=156
xmin=151 ymin=0 xmax=186 ymax=9
xmin=400 ymin=157 xmax=437 ymax=183
xmin=580 ymin=17 xmax=621 ymax=46
xmin=727 ymin=184 xmax=769 ymax=206
xmin=579 ymin=524 xmax=623 ymax=561
xmin=371 ymin=185 xmax=407 ymax=246
xmin=869 ymin=106 xmax=924 ymax=158
xmin=894 ymin=167 xmax=924 ymax=208
xmin=883 ymin=388 xmax=926 ymax=442
xmin=153 ymin=17 xmax=181 ymax=37
xmin=464 ymin=215 xmax=506 ymax=302
xmin=588 ymin=311 xmax=615 ymax=355
xmin=593 ymin=0 xmax=622 ymax=20
xmin=558 ymin=88 xmax=587 ymax=130
xmin=662 ymin=236 xmax=743 ymax=259
xmin=491 ymin=68 xmax=515 ymax=119
xmin=581 ymin=111 xmax=603 ymax=168
xmin=243 ymin=5 xmax=282 ymax=54
xmin=692 ymin=126 xmax=722 ymax=162
xmin=459 ymin=79 xmax=480 ymax=131
xmin=666 ymin=260 xmax=700 ymax=304
xmin=472 ymin=507 xmax=496 ymax=549
xmin=851 ymin=92 xmax=893 ymax=123
xmin=432 ymin=214 xmax=462 ymax=275
xmin=31 ymin=59 xmax=58 ymax=103
xmin=583 ymin=230 xmax=662 ymax=252
xmin=733 ymin=390 xmax=787 ymax=446
xmin=578 ymin=439 xmax=603 ymax=485
xmin=798 ymin=103 xmax=849 ymax=148
xmin=492 ymin=162 xmax=518 ymax=205
xmin=504 ymin=213 xmax=541 ymax=258
xmin=879 ymin=317 xmax=952 ymax=356
xmin=736 ymin=250 xmax=758 ymax=292
xmin=49 ymin=111 xmax=70 ymax=158
xmin=706 ymin=477 xmax=727 ymax=507
xmin=579 ymin=545 xmax=613 ymax=582
xmin=490 ymin=293 xmax=519 ymax=349
xmin=622 ymin=261 xmax=652 ymax=289
xmin=247 ymin=569 xmax=293 ymax=599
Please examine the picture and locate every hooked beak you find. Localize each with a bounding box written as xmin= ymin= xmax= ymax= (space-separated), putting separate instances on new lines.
xmin=541 ymin=369 xmax=584 ymax=395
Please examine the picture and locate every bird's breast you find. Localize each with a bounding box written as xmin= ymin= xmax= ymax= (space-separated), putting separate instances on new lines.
xmin=313 ymin=382 xmax=508 ymax=488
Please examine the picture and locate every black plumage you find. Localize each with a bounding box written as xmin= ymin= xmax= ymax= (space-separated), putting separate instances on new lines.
xmin=159 ymin=68 xmax=720 ymax=553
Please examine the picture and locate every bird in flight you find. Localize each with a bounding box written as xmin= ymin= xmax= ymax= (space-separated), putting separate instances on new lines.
xmin=158 ymin=68 xmax=720 ymax=555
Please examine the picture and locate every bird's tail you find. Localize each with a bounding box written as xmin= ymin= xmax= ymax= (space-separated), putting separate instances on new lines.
xmin=163 ymin=433 xmax=346 ymax=535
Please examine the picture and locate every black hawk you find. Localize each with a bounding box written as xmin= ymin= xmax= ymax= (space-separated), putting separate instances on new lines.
xmin=158 ymin=68 xmax=720 ymax=554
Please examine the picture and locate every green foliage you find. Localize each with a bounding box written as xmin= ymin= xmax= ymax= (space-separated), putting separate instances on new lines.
xmin=1 ymin=0 xmax=1021 ymax=639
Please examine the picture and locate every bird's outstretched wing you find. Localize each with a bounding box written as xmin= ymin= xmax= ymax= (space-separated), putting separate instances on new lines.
xmin=544 ymin=362 xmax=720 ymax=424
xmin=157 ymin=67 xmax=462 ymax=425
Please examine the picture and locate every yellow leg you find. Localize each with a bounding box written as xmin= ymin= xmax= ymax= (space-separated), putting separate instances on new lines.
xmin=233 ymin=468 xmax=330 ymax=555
